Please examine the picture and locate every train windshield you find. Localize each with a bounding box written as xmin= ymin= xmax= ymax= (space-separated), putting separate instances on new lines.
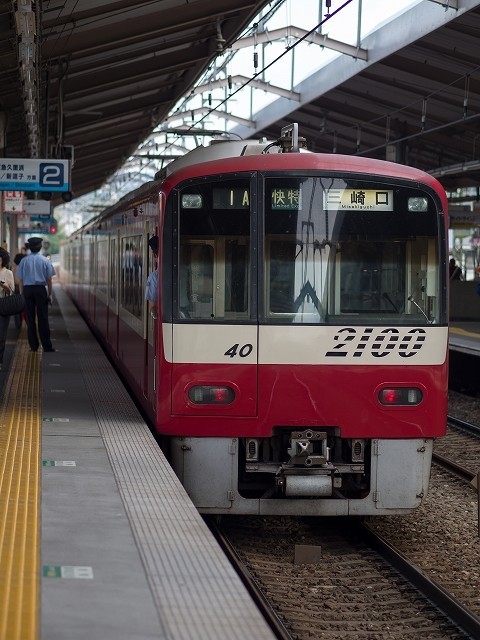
xmin=178 ymin=177 xmax=251 ymax=321
xmin=264 ymin=176 xmax=442 ymax=325
xmin=176 ymin=174 xmax=443 ymax=325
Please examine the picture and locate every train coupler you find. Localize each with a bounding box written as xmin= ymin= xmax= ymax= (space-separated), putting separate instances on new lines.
xmin=276 ymin=468 xmax=341 ymax=497
xmin=287 ymin=429 xmax=329 ymax=466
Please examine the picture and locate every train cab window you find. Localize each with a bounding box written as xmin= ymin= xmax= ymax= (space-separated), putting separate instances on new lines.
xmin=177 ymin=177 xmax=251 ymax=321
xmin=120 ymin=235 xmax=144 ymax=317
xmin=263 ymin=176 xmax=442 ymax=325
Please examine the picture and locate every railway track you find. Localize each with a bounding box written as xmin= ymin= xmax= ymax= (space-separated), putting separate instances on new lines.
xmin=210 ymin=515 xmax=479 ymax=639
xmin=204 ymin=417 xmax=480 ymax=639
xmin=433 ymin=414 xmax=480 ymax=483
xmin=203 ymin=407 xmax=480 ymax=638
xmin=358 ymin=523 xmax=480 ymax=640
xmin=207 ymin=519 xmax=294 ymax=640
xmin=447 ymin=415 xmax=480 ymax=437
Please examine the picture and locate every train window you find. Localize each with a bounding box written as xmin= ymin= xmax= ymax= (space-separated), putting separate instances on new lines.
xmin=339 ymin=242 xmax=405 ymax=314
xmin=96 ymin=239 xmax=108 ymax=294
xmin=120 ymin=235 xmax=144 ymax=318
xmin=264 ymin=176 xmax=441 ymax=325
xmin=110 ymin=238 xmax=117 ymax=302
xmin=180 ymin=242 xmax=214 ymax=318
xmin=72 ymin=245 xmax=80 ymax=281
xmin=177 ymin=177 xmax=251 ymax=321
xmin=83 ymin=241 xmax=91 ymax=286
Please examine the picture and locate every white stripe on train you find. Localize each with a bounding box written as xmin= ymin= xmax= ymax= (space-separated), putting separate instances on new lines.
xmin=164 ymin=324 xmax=448 ymax=365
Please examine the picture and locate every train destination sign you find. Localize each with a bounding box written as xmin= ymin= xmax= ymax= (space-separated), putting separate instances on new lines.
xmin=0 ymin=159 xmax=70 ymax=192
xmin=271 ymin=187 xmax=302 ymax=210
xmin=324 ymin=189 xmax=394 ymax=211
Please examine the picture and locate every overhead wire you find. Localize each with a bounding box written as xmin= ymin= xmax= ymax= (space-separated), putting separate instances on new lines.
xmin=116 ymin=0 xmax=354 ymax=193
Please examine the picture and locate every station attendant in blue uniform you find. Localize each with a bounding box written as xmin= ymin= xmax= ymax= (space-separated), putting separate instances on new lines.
xmin=16 ymin=236 xmax=56 ymax=352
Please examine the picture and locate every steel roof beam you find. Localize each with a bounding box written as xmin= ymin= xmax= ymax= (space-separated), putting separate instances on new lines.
xmin=230 ymin=0 xmax=480 ymax=140
xmin=192 ymin=75 xmax=300 ymax=102
xmin=232 ymin=26 xmax=368 ymax=61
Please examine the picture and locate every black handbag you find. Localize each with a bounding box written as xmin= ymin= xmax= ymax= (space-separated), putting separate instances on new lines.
xmin=0 ymin=293 xmax=25 ymax=316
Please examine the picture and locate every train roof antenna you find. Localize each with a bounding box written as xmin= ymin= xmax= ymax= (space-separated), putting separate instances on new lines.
xmin=279 ymin=123 xmax=307 ymax=153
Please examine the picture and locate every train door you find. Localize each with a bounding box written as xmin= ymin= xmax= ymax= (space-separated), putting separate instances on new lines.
xmin=145 ymin=227 xmax=157 ymax=412
xmin=106 ymin=234 xmax=119 ymax=354
xmin=170 ymin=176 xmax=258 ymax=418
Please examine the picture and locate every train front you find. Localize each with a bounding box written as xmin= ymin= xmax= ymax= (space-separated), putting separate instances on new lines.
xmin=160 ymin=155 xmax=448 ymax=516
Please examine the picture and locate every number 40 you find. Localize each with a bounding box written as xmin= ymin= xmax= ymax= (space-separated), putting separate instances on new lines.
xmin=224 ymin=343 xmax=253 ymax=358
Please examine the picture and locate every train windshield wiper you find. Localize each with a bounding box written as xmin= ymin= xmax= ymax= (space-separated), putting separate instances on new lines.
xmin=408 ymin=295 xmax=431 ymax=323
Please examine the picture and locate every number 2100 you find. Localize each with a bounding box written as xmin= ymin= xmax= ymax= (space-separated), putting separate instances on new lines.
xmin=325 ymin=327 xmax=426 ymax=358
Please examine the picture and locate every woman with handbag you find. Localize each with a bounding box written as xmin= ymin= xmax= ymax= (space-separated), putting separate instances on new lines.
xmin=0 ymin=247 xmax=15 ymax=371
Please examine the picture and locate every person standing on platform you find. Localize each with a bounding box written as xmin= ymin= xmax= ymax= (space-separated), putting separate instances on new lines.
xmin=12 ymin=245 xmax=27 ymax=272
xmin=449 ymin=258 xmax=463 ymax=281
xmin=145 ymin=235 xmax=159 ymax=320
xmin=0 ymin=247 xmax=15 ymax=370
xmin=16 ymin=236 xmax=56 ymax=352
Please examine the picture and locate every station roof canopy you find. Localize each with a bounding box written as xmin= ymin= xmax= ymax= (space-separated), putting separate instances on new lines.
xmin=0 ymin=0 xmax=270 ymax=200
xmin=2 ymin=0 xmax=480 ymax=202
xmin=230 ymin=0 xmax=480 ymax=195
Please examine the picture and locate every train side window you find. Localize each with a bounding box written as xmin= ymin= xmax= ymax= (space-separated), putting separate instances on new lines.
xmin=96 ymin=239 xmax=108 ymax=295
xmin=72 ymin=245 xmax=80 ymax=282
xmin=110 ymin=238 xmax=117 ymax=302
xmin=120 ymin=235 xmax=143 ymax=318
xmin=83 ymin=241 xmax=91 ymax=286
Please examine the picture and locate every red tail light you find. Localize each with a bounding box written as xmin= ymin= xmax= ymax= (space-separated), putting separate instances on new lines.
xmin=379 ymin=387 xmax=422 ymax=406
xmin=188 ymin=386 xmax=235 ymax=405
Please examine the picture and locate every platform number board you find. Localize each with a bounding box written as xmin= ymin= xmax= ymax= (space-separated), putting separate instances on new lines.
xmin=0 ymin=158 xmax=70 ymax=192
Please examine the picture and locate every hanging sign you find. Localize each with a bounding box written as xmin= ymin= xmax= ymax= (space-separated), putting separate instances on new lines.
xmin=0 ymin=159 xmax=70 ymax=192
xmin=3 ymin=190 xmax=24 ymax=212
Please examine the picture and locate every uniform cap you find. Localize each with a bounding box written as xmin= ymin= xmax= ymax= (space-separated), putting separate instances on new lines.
xmin=27 ymin=237 xmax=43 ymax=249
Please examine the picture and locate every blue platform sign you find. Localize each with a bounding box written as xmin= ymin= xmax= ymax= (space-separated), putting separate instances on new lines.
xmin=0 ymin=159 xmax=70 ymax=192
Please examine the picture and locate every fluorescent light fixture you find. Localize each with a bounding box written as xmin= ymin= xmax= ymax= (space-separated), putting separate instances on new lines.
xmin=15 ymin=10 xmax=36 ymax=39
xmin=19 ymin=41 xmax=36 ymax=65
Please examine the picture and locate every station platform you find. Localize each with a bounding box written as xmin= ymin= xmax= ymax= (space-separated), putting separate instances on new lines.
xmin=0 ymin=285 xmax=274 ymax=640
xmin=449 ymin=321 xmax=480 ymax=356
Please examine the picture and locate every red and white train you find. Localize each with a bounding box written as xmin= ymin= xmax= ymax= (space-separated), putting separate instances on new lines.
xmin=62 ymin=124 xmax=448 ymax=516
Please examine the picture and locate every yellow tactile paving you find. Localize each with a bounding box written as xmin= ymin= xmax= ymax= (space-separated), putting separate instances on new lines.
xmin=450 ymin=326 xmax=480 ymax=338
xmin=0 ymin=327 xmax=41 ymax=640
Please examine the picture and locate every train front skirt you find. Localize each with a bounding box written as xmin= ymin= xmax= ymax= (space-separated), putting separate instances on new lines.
xmin=170 ymin=436 xmax=433 ymax=516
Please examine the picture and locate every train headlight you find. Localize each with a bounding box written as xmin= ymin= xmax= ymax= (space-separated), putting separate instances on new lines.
xmin=378 ymin=387 xmax=423 ymax=405
xmin=188 ymin=385 xmax=235 ymax=404
xmin=181 ymin=194 xmax=202 ymax=209
xmin=408 ymin=197 xmax=428 ymax=212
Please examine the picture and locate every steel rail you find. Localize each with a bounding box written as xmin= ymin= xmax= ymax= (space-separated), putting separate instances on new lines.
xmin=432 ymin=452 xmax=476 ymax=483
xmin=357 ymin=522 xmax=480 ymax=640
xmin=206 ymin=518 xmax=294 ymax=640
xmin=447 ymin=415 xmax=480 ymax=437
